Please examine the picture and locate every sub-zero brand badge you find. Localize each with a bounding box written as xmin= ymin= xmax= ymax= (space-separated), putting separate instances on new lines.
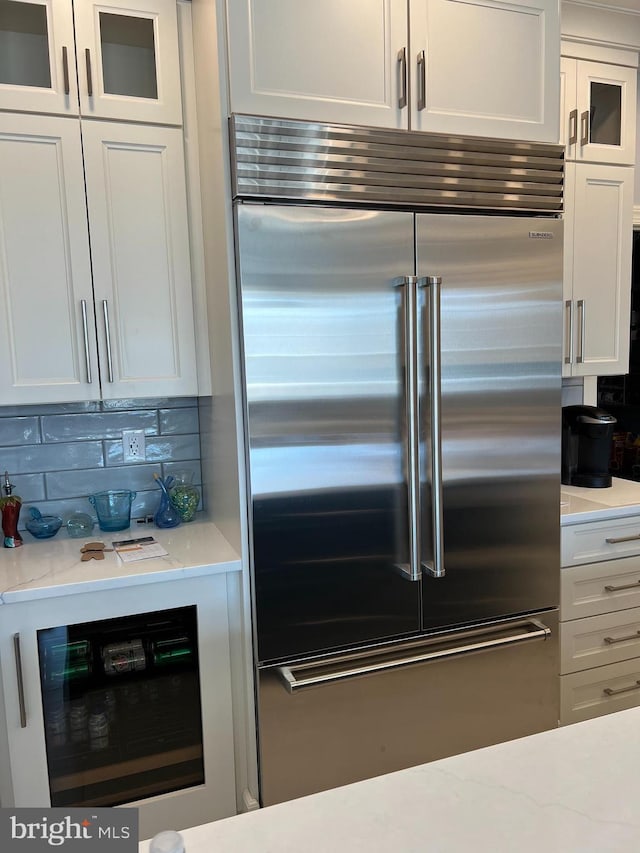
xmin=0 ymin=809 xmax=138 ymax=851
xmin=528 ymin=231 xmax=554 ymax=239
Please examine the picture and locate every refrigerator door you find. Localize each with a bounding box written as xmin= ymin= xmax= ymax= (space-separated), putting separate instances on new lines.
xmin=416 ymin=214 xmax=562 ymax=630
xmin=236 ymin=204 xmax=420 ymax=663
xmin=257 ymin=610 xmax=559 ymax=806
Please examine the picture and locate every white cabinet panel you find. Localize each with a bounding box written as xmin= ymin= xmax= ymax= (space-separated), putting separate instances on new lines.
xmin=82 ymin=121 xmax=197 ymax=398
xmin=563 ymin=162 xmax=633 ymax=377
xmin=73 ymin=0 xmax=182 ymax=125
xmin=560 ymin=607 xmax=640 ymax=674
xmin=560 ymin=656 xmax=640 ymax=725
xmin=408 ymin=0 xmax=559 ymax=141
xmin=226 ymin=0 xmax=559 ymax=141
xmin=562 ymin=56 xmax=637 ymax=166
xmin=0 ymin=113 xmax=98 ymax=404
xmin=227 ymin=0 xmax=407 ymax=129
xmin=0 ymin=0 xmax=78 ymax=116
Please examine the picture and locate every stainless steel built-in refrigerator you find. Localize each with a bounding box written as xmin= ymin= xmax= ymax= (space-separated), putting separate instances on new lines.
xmin=231 ymin=117 xmax=563 ymax=806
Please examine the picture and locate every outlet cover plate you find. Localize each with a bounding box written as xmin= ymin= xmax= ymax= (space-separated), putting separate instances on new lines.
xmin=122 ymin=429 xmax=146 ymax=463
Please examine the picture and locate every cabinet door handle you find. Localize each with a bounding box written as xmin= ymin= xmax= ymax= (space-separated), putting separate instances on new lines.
xmin=564 ymin=300 xmax=574 ymax=365
xmin=62 ymin=46 xmax=70 ymax=95
xmin=604 ymin=630 xmax=640 ymax=645
xmin=606 ymin=534 xmax=640 ymax=544
xmin=397 ymin=47 xmax=407 ymax=109
xmin=568 ymin=108 xmax=578 ymax=145
xmin=576 ymin=299 xmax=585 ymax=363
xmin=13 ymin=634 xmax=27 ymax=729
xmin=604 ymin=580 xmax=640 ymax=592
xmin=80 ymin=300 xmax=92 ymax=384
xmin=85 ymin=48 xmax=93 ymax=98
xmin=417 ymin=50 xmax=426 ymax=111
xmin=102 ymin=300 xmax=114 ymax=382
xmin=580 ymin=110 xmax=589 ymax=146
xmin=604 ymin=679 xmax=640 ymax=697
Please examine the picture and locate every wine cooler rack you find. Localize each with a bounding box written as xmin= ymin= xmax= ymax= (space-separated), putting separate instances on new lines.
xmin=37 ymin=606 xmax=205 ymax=807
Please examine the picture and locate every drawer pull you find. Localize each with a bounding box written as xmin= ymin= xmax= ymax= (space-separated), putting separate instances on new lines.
xmin=604 ymin=580 xmax=640 ymax=592
xmin=604 ymin=630 xmax=640 ymax=645
xmin=603 ymin=679 xmax=640 ymax=697
xmin=605 ymin=534 xmax=640 ymax=544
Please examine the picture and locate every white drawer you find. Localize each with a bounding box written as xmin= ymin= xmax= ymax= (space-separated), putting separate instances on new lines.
xmin=562 ymin=517 xmax=640 ymax=567
xmin=560 ymin=606 xmax=640 ymax=674
xmin=561 ymin=556 xmax=640 ymax=620
xmin=560 ymin=657 xmax=640 ymax=725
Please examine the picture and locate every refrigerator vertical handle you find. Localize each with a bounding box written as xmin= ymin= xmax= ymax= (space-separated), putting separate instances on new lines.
xmin=419 ymin=276 xmax=445 ymax=579
xmin=395 ymin=276 xmax=421 ymax=582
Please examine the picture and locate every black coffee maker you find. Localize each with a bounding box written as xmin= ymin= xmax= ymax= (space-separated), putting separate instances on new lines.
xmin=561 ymin=405 xmax=617 ymax=488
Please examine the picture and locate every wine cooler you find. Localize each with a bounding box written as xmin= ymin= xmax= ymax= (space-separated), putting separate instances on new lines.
xmin=37 ymin=606 xmax=204 ymax=808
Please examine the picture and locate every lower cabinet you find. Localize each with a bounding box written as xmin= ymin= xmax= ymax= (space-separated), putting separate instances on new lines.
xmin=0 ymin=574 xmax=236 ymax=839
xmin=560 ymin=526 xmax=640 ymax=724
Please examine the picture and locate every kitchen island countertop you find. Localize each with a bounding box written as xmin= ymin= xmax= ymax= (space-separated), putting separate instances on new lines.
xmin=140 ymin=707 xmax=640 ymax=852
xmin=0 ymin=519 xmax=240 ymax=605
xmin=562 ymin=476 xmax=640 ymax=524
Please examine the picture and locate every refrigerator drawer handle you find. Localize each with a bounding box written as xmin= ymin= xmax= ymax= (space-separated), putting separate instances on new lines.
xmin=605 ymin=534 xmax=640 ymax=544
xmin=277 ymin=620 xmax=550 ymax=693
xmin=419 ymin=275 xmax=444 ymax=578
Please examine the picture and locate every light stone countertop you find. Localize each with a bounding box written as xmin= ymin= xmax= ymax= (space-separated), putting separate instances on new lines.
xmin=0 ymin=520 xmax=240 ymax=605
xmin=140 ymin=707 xmax=640 ymax=853
xmin=562 ymin=476 xmax=640 ymax=525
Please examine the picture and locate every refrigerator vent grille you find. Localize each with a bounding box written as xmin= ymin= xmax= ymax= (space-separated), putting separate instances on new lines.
xmin=230 ymin=115 xmax=564 ymax=215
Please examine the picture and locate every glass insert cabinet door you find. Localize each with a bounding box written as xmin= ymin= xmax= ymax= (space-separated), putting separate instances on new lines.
xmin=72 ymin=0 xmax=182 ymax=124
xmin=37 ymin=606 xmax=204 ymax=807
xmin=0 ymin=0 xmax=77 ymax=114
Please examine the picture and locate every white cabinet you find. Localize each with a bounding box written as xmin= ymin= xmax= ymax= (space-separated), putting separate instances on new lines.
xmin=0 ymin=0 xmax=182 ymax=125
xmin=226 ymin=0 xmax=560 ymax=142
xmin=561 ymin=517 xmax=640 ymax=725
xmin=0 ymin=113 xmax=99 ymax=404
xmin=0 ymin=113 xmax=197 ymax=404
xmin=563 ymin=162 xmax=633 ymax=377
xmin=0 ymin=575 xmax=237 ymax=838
xmin=561 ymin=56 xmax=637 ymax=165
xmin=82 ymin=121 xmax=197 ymax=400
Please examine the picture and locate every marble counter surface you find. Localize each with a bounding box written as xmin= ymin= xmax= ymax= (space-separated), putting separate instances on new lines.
xmin=562 ymin=476 xmax=640 ymax=525
xmin=0 ymin=520 xmax=240 ymax=605
xmin=140 ymin=707 xmax=640 ymax=852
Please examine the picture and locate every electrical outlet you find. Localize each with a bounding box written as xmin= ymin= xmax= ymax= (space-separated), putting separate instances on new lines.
xmin=122 ymin=430 xmax=146 ymax=463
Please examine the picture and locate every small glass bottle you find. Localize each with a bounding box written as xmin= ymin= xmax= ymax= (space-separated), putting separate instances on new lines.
xmin=169 ymin=471 xmax=200 ymax=522
xmin=1 ymin=471 xmax=22 ymax=548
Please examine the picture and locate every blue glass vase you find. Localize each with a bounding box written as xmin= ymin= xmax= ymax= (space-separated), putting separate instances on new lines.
xmin=153 ymin=476 xmax=181 ymax=529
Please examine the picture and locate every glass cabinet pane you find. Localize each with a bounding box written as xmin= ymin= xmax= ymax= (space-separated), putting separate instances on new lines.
xmin=99 ymin=12 xmax=158 ymax=100
xmin=590 ymin=82 xmax=622 ymax=147
xmin=0 ymin=1 xmax=51 ymax=89
xmin=38 ymin=606 xmax=204 ymax=808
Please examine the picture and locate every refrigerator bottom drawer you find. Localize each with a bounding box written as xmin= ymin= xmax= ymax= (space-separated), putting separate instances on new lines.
xmin=257 ymin=610 xmax=559 ymax=806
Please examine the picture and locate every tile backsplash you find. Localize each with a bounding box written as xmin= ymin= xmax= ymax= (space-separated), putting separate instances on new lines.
xmin=0 ymin=398 xmax=202 ymax=529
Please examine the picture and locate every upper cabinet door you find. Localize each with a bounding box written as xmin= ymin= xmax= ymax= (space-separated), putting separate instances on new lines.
xmin=227 ymin=0 xmax=409 ymax=129
xmin=81 ymin=121 xmax=198 ymax=399
xmin=0 ymin=0 xmax=78 ymax=115
xmin=573 ymin=60 xmax=636 ymax=166
xmin=0 ymin=113 xmax=99 ymax=404
xmin=73 ymin=0 xmax=182 ymax=125
xmin=409 ymin=0 xmax=560 ymax=142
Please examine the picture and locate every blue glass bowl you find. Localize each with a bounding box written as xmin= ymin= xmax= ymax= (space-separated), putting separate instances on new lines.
xmin=25 ymin=515 xmax=63 ymax=539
